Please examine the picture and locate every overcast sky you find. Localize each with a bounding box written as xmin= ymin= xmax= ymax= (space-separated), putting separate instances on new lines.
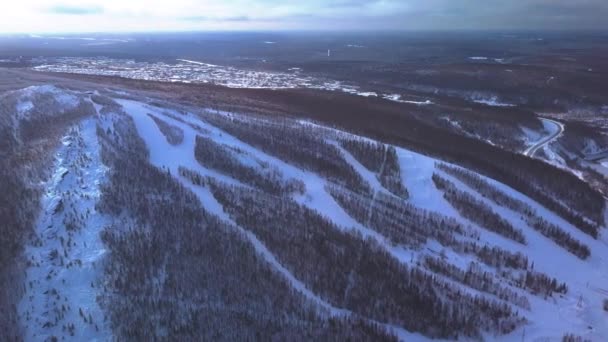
xmin=1 ymin=0 xmax=607 ymax=33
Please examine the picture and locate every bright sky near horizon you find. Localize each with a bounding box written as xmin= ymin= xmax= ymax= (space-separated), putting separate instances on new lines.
xmin=1 ymin=0 xmax=607 ymax=33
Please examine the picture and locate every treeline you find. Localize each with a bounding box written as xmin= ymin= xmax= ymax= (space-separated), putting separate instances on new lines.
xmin=438 ymin=164 xmax=591 ymax=259
xmin=465 ymin=244 xmax=529 ymax=271
xmin=199 ymin=113 xmax=371 ymax=194
xmin=432 ymin=174 xmax=527 ymax=245
xmin=96 ymin=112 xmax=397 ymax=341
xmin=516 ymin=271 xmax=568 ymax=298
xmin=562 ymin=334 xmax=591 ymax=342
xmin=327 ymin=183 xmax=531 ymax=271
xmin=339 ymin=138 xmax=408 ymax=198
xmin=340 ymin=138 xmax=385 ymax=173
xmin=378 ymin=145 xmax=409 ymax=198
xmin=148 ymin=114 xmax=184 ymax=145
xmin=327 ymin=185 xmax=463 ymax=248
xmin=208 ymin=179 xmax=524 ymax=339
xmin=194 ymin=135 xmax=305 ymax=195
xmin=423 ymin=256 xmax=530 ymax=309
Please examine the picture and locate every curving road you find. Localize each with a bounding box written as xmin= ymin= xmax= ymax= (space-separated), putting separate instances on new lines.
xmin=524 ymin=118 xmax=564 ymax=157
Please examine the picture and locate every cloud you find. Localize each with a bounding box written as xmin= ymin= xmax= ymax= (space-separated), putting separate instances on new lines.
xmin=47 ymin=4 xmax=104 ymax=15
xmin=181 ymin=15 xmax=252 ymax=22
xmin=0 ymin=0 xmax=606 ymax=33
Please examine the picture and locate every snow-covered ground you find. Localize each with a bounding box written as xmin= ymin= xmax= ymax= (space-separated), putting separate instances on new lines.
xmin=437 ymin=167 xmax=608 ymax=342
xmin=114 ymin=96 xmax=608 ymax=342
xmin=541 ymin=118 xmax=562 ymax=139
xmin=12 ymin=84 xmax=607 ymax=341
xmin=18 ymin=117 xmax=111 ymax=341
xmin=521 ymin=125 xmax=545 ymax=148
xmin=383 ymin=94 xmax=434 ymax=105
xmin=355 ymin=125 xmax=607 ymax=342
xmin=473 ymin=96 xmax=516 ymax=107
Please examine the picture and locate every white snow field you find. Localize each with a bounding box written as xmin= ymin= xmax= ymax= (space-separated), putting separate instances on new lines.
xmin=12 ymin=85 xmax=608 ymax=341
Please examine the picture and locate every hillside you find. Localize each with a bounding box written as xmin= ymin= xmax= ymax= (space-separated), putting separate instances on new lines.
xmin=1 ymin=84 xmax=607 ymax=341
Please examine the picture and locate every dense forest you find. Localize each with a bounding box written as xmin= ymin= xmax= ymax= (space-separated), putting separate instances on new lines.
xmin=0 ymin=89 xmax=95 ymax=340
xmin=194 ymin=134 xmax=304 ymax=195
xmin=148 ymin=113 xmax=184 ymax=145
xmin=432 ymin=173 xmax=527 ymax=244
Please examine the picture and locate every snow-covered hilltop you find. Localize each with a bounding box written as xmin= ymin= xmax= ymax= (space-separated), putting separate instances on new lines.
xmin=1 ymin=85 xmax=607 ymax=341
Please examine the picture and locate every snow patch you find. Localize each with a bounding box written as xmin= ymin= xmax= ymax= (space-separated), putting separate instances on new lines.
xmin=383 ymin=94 xmax=433 ymax=105
xmin=473 ymin=96 xmax=516 ymax=107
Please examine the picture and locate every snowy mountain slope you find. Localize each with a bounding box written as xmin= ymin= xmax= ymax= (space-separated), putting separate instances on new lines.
xmin=6 ymin=85 xmax=607 ymax=341
xmin=109 ymin=94 xmax=607 ymax=341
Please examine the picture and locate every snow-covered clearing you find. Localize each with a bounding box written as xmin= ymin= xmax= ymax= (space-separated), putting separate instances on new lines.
xmin=18 ymin=117 xmax=111 ymax=341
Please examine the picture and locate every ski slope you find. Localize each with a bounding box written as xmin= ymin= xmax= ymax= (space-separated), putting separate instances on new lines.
xmin=115 ymin=97 xmax=608 ymax=342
